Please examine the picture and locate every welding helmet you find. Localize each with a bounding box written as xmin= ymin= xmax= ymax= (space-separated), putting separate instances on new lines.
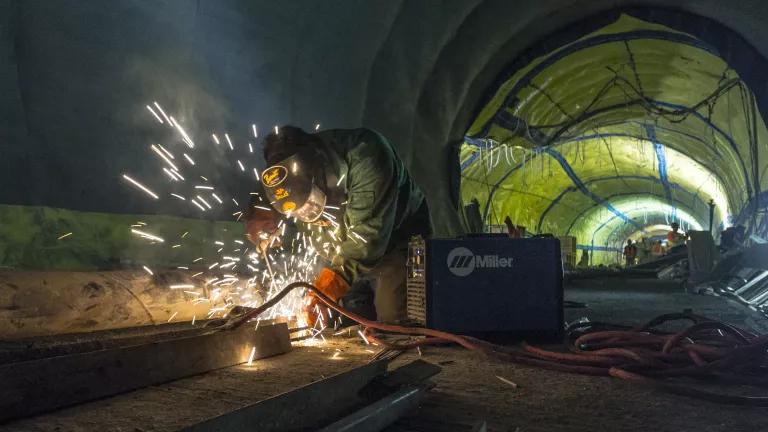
xmin=261 ymin=151 xmax=327 ymax=223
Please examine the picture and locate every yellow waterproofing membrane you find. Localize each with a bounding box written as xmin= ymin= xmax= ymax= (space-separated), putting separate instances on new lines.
xmin=460 ymin=14 xmax=768 ymax=264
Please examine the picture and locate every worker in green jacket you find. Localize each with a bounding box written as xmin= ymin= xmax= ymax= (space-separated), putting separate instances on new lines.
xmin=245 ymin=126 xmax=430 ymax=325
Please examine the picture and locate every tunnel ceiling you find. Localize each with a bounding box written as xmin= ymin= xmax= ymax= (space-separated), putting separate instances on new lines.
xmin=460 ymin=14 xmax=768 ymax=254
xmin=3 ymin=2 xmax=768 ymax=239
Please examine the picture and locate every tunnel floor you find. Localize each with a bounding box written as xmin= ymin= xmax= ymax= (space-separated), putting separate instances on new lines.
xmin=3 ymin=276 xmax=767 ymax=432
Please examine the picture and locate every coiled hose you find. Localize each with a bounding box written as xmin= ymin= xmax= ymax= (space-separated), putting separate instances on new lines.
xmin=221 ymin=282 xmax=768 ymax=406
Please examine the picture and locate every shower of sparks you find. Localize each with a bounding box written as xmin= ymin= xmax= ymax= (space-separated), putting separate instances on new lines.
xmin=120 ymin=102 xmax=339 ymax=332
xmin=57 ymin=232 xmax=73 ymax=240
xmin=122 ymin=174 xmax=159 ymax=199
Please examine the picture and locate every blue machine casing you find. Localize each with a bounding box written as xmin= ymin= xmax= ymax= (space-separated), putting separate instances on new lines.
xmin=426 ymin=236 xmax=563 ymax=341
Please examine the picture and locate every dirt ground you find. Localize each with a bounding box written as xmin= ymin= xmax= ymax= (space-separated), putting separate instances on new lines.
xmin=3 ymin=277 xmax=768 ymax=432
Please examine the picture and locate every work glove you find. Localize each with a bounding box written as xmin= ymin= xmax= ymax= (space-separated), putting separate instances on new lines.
xmin=304 ymin=267 xmax=350 ymax=328
xmin=244 ymin=207 xmax=280 ymax=252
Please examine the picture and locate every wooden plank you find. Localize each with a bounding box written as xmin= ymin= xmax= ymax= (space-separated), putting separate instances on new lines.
xmin=0 ymin=323 xmax=291 ymax=423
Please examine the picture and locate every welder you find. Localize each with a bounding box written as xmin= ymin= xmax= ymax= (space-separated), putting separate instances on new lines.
xmin=245 ymin=126 xmax=431 ymax=326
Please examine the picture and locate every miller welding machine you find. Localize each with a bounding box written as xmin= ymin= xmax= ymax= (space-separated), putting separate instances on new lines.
xmin=407 ymin=235 xmax=563 ymax=342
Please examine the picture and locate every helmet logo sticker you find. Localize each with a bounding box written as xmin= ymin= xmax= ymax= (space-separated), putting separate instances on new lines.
xmin=275 ymin=187 xmax=289 ymax=200
xmin=282 ymin=201 xmax=297 ymax=212
xmin=262 ymin=165 xmax=288 ymax=187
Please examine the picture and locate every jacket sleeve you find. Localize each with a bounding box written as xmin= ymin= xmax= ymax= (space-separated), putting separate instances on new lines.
xmin=331 ymin=131 xmax=399 ymax=283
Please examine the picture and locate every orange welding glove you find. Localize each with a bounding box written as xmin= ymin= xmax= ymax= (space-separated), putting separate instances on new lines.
xmin=304 ymin=268 xmax=350 ymax=328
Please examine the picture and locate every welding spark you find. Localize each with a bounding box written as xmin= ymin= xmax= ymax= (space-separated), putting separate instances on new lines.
xmin=212 ymin=133 xmax=220 ymax=145
xmin=252 ymin=124 xmax=258 ymax=138
xmin=151 ymin=145 xmax=178 ymax=171
xmin=273 ymin=125 xmax=279 ymax=134
xmin=196 ymin=196 xmax=212 ymax=209
xmin=191 ymin=199 xmax=206 ymax=211
xmin=315 ymin=123 xmax=320 ymax=131
xmin=173 ymin=119 xmax=195 ymax=148
xmin=131 ymin=229 xmax=165 ymax=243
xmin=357 ymin=330 xmax=370 ymax=345
xmin=122 ymin=174 xmax=159 ymax=199
xmin=183 ymin=153 xmax=195 ymax=165
xmin=248 ymin=143 xmax=254 ymax=153
xmin=336 ymin=174 xmax=346 ymax=186
xmin=163 ymin=168 xmax=179 ymax=182
xmin=232 ymin=198 xmax=239 ymax=206
xmin=153 ymin=101 xmax=171 ymax=124
xmin=57 ymin=232 xmax=73 ymax=240
xmin=170 ymin=169 xmax=185 ymax=181
xmin=247 ymin=347 xmax=257 ymax=366
xmin=191 ymin=315 xmax=196 ymax=325
xmin=195 ymin=185 xmax=214 ymax=190
xmin=146 ymin=105 xmax=164 ymax=123
xmin=211 ymin=193 xmax=223 ymax=204
xmin=167 ymin=311 xmax=178 ymax=322
xmin=253 ymin=168 xmax=260 ymax=179
xmin=237 ymin=160 xmax=245 ymax=171
xmin=142 ymin=265 xmax=154 ymax=275
xmin=225 ymin=133 xmax=234 ymax=150
xmin=253 ymin=205 xmax=271 ymax=211
xmin=170 ymin=284 xmax=195 ymax=289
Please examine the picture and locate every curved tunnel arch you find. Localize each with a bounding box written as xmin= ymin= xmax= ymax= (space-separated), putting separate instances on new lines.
xmin=458 ymin=11 xmax=768 ymax=263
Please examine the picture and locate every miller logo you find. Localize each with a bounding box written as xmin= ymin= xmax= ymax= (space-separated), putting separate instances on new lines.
xmin=262 ymin=165 xmax=288 ymax=187
xmin=446 ymin=246 xmax=514 ymax=277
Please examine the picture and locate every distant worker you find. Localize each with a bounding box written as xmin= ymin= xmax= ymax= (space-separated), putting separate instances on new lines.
xmin=651 ymin=240 xmax=664 ymax=258
xmin=623 ymin=239 xmax=637 ymax=267
xmin=578 ymin=250 xmax=590 ymax=268
xmin=636 ymin=237 xmax=650 ymax=263
xmin=667 ymin=222 xmax=687 ymax=249
xmin=245 ymin=126 xmax=431 ymax=326
xmin=504 ymin=216 xmax=524 ymax=238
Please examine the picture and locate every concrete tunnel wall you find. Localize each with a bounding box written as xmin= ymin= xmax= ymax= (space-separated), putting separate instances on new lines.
xmin=3 ymin=0 xmax=768 ymax=247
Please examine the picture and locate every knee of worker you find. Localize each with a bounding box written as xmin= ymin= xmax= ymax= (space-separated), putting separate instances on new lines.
xmin=370 ymin=249 xmax=408 ymax=324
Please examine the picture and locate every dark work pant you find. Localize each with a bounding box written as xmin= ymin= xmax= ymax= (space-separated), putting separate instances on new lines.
xmin=341 ymin=243 xmax=407 ymax=324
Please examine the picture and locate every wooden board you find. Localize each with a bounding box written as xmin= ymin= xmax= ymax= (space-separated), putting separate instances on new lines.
xmin=0 ymin=322 xmax=291 ymax=423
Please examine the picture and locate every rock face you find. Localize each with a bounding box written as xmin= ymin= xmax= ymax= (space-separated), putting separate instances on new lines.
xmin=0 ymin=270 xmax=225 ymax=339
